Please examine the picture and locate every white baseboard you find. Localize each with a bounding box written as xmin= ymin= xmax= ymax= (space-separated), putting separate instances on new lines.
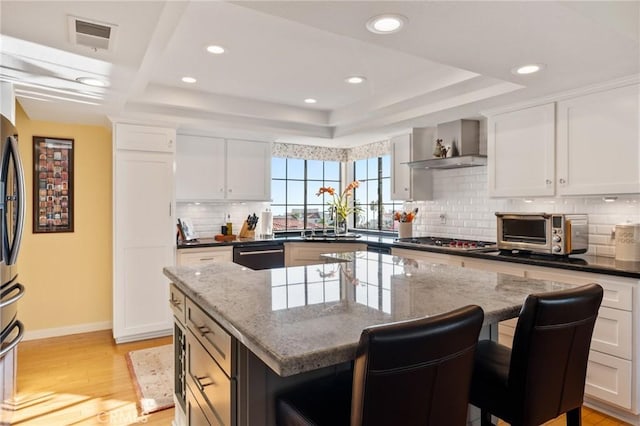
xmin=23 ymin=321 xmax=112 ymax=341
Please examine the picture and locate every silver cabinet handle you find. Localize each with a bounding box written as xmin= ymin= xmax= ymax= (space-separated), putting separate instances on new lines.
xmin=197 ymin=325 xmax=210 ymax=336
xmin=559 ymin=178 xmax=566 ymax=184
xmin=239 ymin=249 xmax=284 ymax=256
xmin=199 ymin=257 xmax=214 ymax=261
xmin=195 ymin=375 xmax=214 ymax=391
xmin=169 ymin=298 xmax=182 ymax=309
xmin=545 ymin=179 xmax=552 ymax=184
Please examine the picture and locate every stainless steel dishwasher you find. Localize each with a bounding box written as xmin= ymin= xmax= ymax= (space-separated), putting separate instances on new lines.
xmin=233 ymin=243 xmax=285 ymax=270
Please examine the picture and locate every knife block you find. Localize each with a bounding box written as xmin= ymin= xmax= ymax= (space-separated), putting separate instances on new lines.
xmin=239 ymin=221 xmax=255 ymax=239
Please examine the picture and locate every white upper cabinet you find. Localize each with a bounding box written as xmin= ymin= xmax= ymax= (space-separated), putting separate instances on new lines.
xmin=390 ymin=129 xmax=433 ymax=201
xmin=488 ymin=103 xmax=555 ymax=197
xmin=390 ymin=134 xmax=412 ymax=201
xmin=176 ymin=135 xmax=271 ymax=202
xmin=176 ymin=135 xmax=226 ymax=201
xmin=556 ymin=83 xmax=640 ymax=196
xmin=226 ymin=139 xmax=271 ymax=201
xmin=115 ymin=123 xmax=175 ymax=152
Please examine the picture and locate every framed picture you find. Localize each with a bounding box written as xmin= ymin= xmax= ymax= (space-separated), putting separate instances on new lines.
xmin=32 ymin=136 xmax=74 ymax=233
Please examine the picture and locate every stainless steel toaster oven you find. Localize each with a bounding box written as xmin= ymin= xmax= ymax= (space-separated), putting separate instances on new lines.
xmin=496 ymin=212 xmax=588 ymax=255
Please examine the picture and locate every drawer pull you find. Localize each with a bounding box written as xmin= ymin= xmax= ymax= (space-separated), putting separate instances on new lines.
xmin=195 ymin=375 xmax=214 ymax=391
xmin=170 ymin=298 xmax=182 ymax=308
xmin=199 ymin=257 xmax=215 ymax=261
xmin=198 ymin=325 xmax=211 ymax=336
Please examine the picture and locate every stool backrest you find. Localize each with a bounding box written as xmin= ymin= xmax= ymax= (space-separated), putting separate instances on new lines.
xmin=350 ymin=305 xmax=484 ymax=426
xmin=508 ymin=283 xmax=603 ymax=425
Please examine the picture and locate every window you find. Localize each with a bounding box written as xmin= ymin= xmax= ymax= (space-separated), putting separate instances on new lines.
xmin=353 ymin=155 xmax=401 ymax=231
xmin=271 ymin=158 xmax=341 ymax=231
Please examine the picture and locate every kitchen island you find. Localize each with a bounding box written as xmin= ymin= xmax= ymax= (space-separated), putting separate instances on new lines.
xmin=164 ymin=251 xmax=577 ymax=425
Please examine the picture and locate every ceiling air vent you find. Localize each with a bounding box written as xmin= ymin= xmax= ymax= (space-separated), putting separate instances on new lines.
xmin=67 ymin=15 xmax=118 ymax=51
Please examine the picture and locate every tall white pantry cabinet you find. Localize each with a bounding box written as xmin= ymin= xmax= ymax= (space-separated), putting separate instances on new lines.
xmin=113 ymin=123 xmax=176 ymax=343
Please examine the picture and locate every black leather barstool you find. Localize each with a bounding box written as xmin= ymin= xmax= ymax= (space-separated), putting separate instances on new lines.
xmin=276 ymin=304 xmax=485 ymax=426
xmin=470 ymin=283 xmax=603 ymax=426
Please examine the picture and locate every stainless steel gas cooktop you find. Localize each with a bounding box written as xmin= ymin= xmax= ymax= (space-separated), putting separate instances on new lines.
xmin=395 ymin=236 xmax=498 ymax=252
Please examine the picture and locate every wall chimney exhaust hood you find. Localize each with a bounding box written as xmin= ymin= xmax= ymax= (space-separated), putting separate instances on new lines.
xmin=406 ymin=119 xmax=486 ymax=169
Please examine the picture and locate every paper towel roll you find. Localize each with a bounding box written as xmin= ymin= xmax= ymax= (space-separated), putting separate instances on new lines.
xmin=260 ymin=210 xmax=273 ymax=239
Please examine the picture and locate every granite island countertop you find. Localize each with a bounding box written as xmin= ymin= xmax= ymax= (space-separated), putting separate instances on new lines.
xmin=163 ymin=251 xmax=579 ymax=377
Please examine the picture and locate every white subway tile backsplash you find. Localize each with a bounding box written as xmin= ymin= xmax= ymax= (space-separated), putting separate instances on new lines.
xmin=412 ymin=166 xmax=640 ymax=257
xmin=176 ymin=201 xmax=270 ymax=238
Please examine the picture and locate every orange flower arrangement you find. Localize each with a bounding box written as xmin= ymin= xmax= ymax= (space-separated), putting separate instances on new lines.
xmin=317 ymin=180 xmax=363 ymax=221
xmin=394 ymin=208 xmax=419 ymax=223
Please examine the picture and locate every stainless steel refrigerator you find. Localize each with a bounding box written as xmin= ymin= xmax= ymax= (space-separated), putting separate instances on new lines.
xmin=0 ymin=113 xmax=26 ymax=418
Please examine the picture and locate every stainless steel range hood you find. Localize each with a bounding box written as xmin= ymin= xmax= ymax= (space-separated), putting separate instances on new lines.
xmin=406 ymin=155 xmax=486 ymax=169
xmin=406 ymin=119 xmax=486 ymax=169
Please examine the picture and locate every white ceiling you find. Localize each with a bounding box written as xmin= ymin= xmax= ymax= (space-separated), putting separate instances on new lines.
xmin=1 ymin=1 xmax=638 ymax=147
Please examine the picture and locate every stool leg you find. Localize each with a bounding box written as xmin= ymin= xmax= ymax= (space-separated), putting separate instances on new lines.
xmin=481 ymin=410 xmax=494 ymax=426
xmin=566 ymin=407 xmax=581 ymax=426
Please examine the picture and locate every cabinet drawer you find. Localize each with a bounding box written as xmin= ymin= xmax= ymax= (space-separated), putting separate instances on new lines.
xmin=591 ymin=307 xmax=632 ymax=360
xmin=187 ymin=331 xmax=232 ymax=425
xmin=187 ymin=383 xmax=218 ymax=426
xmin=585 ymin=350 xmax=632 ymax=410
xmin=187 ymin=300 xmax=232 ymax=376
xmin=170 ymin=284 xmax=186 ymax=325
xmin=178 ymin=248 xmax=233 ymax=266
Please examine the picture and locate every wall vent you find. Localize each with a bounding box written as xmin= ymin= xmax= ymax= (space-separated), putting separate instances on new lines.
xmin=68 ymin=15 xmax=118 ymax=51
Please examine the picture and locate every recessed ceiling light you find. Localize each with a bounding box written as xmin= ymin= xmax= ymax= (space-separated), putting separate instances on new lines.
xmin=304 ymin=98 xmax=317 ymax=104
xmin=366 ymin=14 xmax=407 ymax=34
xmin=76 ymin=77 xmax=107 ymax=87
xmin=345 ymin=76 xmax=366 ymax=84
xmin=512 ymin=63 xmax=546 ymax=75
xmin=181 ymin=76 xmax=197 ymax=84
xmin=206 ymin=45 xmax=225 ymax=54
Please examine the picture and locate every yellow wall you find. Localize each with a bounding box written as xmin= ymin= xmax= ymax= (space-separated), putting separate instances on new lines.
xmin=15 ymin=104 xmax=113 ymax=335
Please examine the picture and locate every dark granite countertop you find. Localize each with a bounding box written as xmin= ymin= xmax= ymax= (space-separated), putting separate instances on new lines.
xmin=177 ymin=233 xmax=640 ymax=279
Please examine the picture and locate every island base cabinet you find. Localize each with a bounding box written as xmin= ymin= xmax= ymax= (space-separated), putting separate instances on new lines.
xmin=186 ymin=329 xmax=235 ymax=425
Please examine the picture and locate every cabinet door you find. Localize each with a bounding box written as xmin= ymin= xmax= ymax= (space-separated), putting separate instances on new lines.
xmin=176 ymin=135 xmax=226 ymax=201
xmin=390 ymin=134 xmax=411 ymax=201
xmin=226 ymin=139 xmax=271 ymax=201
xmin=114 ymin=150 xmax=174 ymax=342
xmin=488 ymin=103 xmax=555 ymax=197
xmin=115 ymin=123 xmax=175 ymax=152
xmin=586 ymin=350 xmax=632 ymax=410
xmin=557 ymin=84 xmax=640 ymax=195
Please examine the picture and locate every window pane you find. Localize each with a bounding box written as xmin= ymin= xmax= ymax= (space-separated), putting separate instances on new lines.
xmin=271 ymin=205 xmax=287 ymax=231
xmin=307 ymin=206 xmax=324 ymax=229
xmin=287 ymin=181 xmax=304 ymax=204
xmin=381 ymin=177 xmax=391 ymax=203
xmin=272 ymin=180 xmax=286 ymax=204
xmin=381 ymin=204 xmax=396 ymax=230
xmin=288 ymin=159 xmax=305 ymax=179
xmin=306 ymin=180 xmax=325 ymax=205
xmin=355 ymin=159 xmax=367 ymax=181
xmin=272 ymin=157 xmax=286 ymax=179
xmin=367 ymin=180 xmax=377 ymax=203
xmin=381 ymin=155 xmax=391 ymax=178
xmin=325 ymin=162 xmax=340 ymax=181
xmin=307 ymin=160 xmax=323 ymax=180
xmin=287 ymin=206 xmax=305 ymax=229
xmin=367 ymin=158 xmax=378 ymax=179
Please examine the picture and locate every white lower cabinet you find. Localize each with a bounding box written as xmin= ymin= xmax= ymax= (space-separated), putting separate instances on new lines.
xmin=586 ymin=350 xmax=632 ymax=411
xmin=177 ymin=247 xmax=233 ymax=266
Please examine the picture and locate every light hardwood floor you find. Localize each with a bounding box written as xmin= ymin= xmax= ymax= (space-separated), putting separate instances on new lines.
xmin=7 ymin=330 xmax=174 ymax=425
xmin=4 ymin=330 xmax=631 ymax=425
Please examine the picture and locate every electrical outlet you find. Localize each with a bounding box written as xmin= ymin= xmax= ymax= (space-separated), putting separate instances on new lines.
xmin=439 ymin=213 xmax=446 ymax=225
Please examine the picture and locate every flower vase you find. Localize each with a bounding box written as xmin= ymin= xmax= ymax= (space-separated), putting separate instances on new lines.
xmin=334 ymin=218 xmax=348 ymax=235
xmin=398 ymin=222 xmax=412 ymax=239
